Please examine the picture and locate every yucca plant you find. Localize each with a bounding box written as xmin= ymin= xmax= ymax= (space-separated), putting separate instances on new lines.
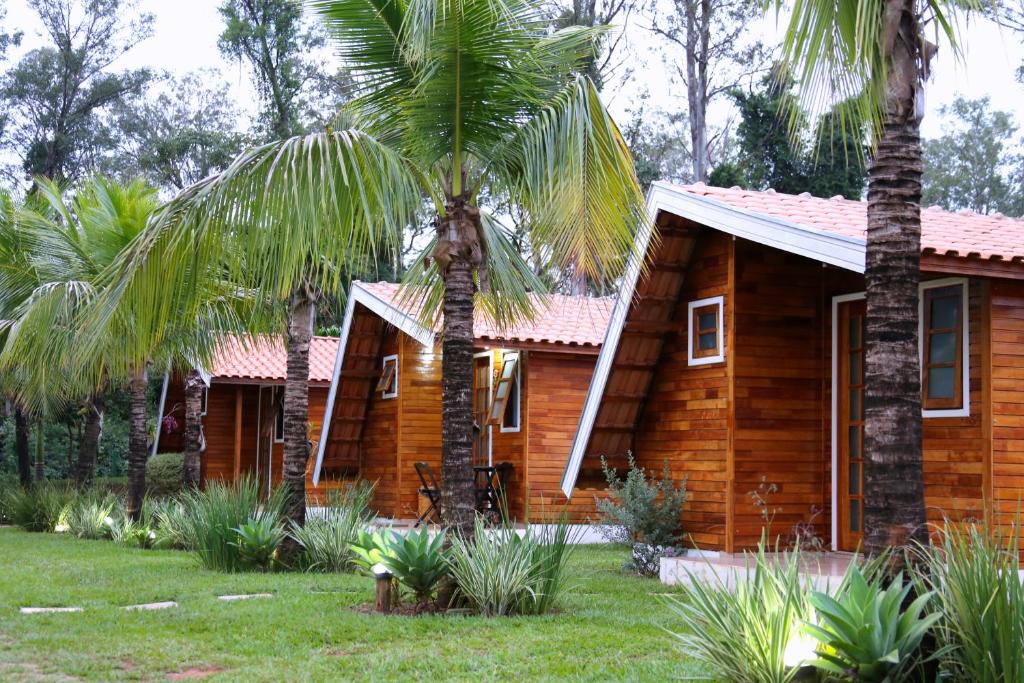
xmin=381 ymin=528 xmax=450 ymax=606
xmin=806 ymin=563 xmax=939 ymax=681
xmin=292 ymin=486 xmax=374 ymax=572
xmin=447 ymin=516 xmax=537 ymax=616
xmin=523 ymin=513 xmax=578 ymax=615
xmin=664 ymin=544 xmax=811 ymax=683
xmin=911 ymin=520 xmax=1024 ymax=682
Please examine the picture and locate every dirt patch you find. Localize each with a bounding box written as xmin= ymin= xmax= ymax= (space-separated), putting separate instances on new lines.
xmin=351 ymin=602 xmax=442 ymax=616
xmin=166 ymin=666 xmax=226 ymax=680
xmin=120 ymin=660 xmax=136 ymax=672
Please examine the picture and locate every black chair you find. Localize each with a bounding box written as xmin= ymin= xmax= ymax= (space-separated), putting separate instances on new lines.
xmin=414 ymin=462 xmax=441 ymax=527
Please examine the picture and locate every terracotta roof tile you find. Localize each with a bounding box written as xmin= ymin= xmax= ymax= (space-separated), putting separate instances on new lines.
xmin=209 ymin=335 xmax=339 ymax=383
xmin=358 ymin=281 xmax=613 ymax=348
xmin=674 ymin=183 xmax=1024 ymax=263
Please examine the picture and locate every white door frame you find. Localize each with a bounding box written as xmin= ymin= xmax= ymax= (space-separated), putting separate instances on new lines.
xmin=473 ymin=351 xmax=494 ymax=466
xmin=830 ymin=291 xmax=866 ymax=551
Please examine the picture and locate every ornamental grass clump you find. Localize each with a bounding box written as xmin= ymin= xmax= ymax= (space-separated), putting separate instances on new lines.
xmin=4 ymin=482 xmax=77 ymax=532
xmin=291 ymin=483 xmax=374 ymax=572
xmin=58 ymin=491 xmax=120 ymax=539
xmin=911 ymin=520 xmax=1024 ymax=682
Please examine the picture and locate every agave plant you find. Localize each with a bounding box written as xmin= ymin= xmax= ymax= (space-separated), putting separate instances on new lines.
xmin=380 ymin=528 xmax=450 ymax=606
xmin=232 ymin=517 xmax=286 ymax=571
xmin=350 ymin=528 xmax=398 ymax=574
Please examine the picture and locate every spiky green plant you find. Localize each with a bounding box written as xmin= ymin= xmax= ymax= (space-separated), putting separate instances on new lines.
xmin=4 ymin=482 xmax=78 ymax=532
xmin=381 ymin=528 xmax=450 ymax=605
xmin=59 ymin=491 xmax=120 ymax=540
xmin=291 ymin=484 xmax=375 ymax=572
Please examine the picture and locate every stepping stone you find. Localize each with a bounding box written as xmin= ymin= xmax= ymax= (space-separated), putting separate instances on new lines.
xmin=20 ymin=607 xmax=83 ymax=614
xmin=217 ymin=593 xmax=272 ymax=602
xmin=124 ymin=601 xmax=178 ymax=611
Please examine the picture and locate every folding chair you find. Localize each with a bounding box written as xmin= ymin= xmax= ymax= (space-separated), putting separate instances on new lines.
xmin=414 ymin=462 xmax=441 ymax=527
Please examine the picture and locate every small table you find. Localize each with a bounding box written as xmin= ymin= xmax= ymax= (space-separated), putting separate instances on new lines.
xmin=474 ymin=462 xmax=513 ymax=520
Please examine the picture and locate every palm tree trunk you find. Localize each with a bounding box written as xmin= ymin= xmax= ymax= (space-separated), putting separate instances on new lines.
xmin=15 ymin=407 xmax=31 ymax=487
xmin=862 ymin=0 xmax=928 ymax=555
xmin=279 ymin=284 xmax=315 ymax=557
xmin=182 ymin=369 xmax=204 ymax=489
xmin=74 ymin=394 xmax=104 ymax=488
xmin=126 ymin=368 xmax=149 ymax=521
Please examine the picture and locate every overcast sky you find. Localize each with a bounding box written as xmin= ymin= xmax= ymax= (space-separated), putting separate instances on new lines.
xmin=5 ymin=0 xmax=1024 ymax=142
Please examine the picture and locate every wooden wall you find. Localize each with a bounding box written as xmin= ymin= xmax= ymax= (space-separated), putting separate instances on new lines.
xmin=361 ymin=333 xmax=401 ymax=517
xmin=990 ymin=279 xmax=1024 ymax=547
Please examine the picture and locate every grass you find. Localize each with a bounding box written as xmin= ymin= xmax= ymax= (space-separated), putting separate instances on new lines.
xmin=0 ymin=527 xmax=703 ymax=681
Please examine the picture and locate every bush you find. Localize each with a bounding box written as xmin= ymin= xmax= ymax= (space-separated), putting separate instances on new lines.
xmin=912 ymin=521 xmax=1024 ymax=682
xmin=381 ymin=528 xmax=450 ymax=606
xmin=232 ymin=517 xmax=285 ymax=571
xmin=147 ymin=497 xmax=192 ymax=550
xmin=177 ymin=476 xmax=287 ymax=572
xmin=350 ymin=528 xmax=398 ymax=574
xmin=146 ymin=452 xmax=184 ymax=498
xmin=111 ymin=516 xmax=161 ymax=549
xmin=665 ymin=543 xmax=811 ymax=683
xmin=4 ymin=482 xmax=77 ymax=532
xmin=595 ymin=453 xmax=687 ymax=575
xmin=58 ymin=491 xmax=121 ymax=539
xmin=291 ymin=485 xmax=374 ymax=572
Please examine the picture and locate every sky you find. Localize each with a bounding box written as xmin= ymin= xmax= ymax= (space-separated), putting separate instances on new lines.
xmin=4 ymin=0 xmax=1024 ymax=144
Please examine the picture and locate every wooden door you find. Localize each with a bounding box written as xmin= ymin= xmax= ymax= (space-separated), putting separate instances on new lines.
xmin=838 ymin=299 xmax=866 ymax=551
xmin=256 ymin=386 xmax=276 ymax=496
xmin=473 ymin=355 xmax=492 ymax=467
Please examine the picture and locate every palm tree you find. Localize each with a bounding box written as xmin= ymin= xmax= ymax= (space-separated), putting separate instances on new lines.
xmin=773 ymin=0 xmax=972 ymax=553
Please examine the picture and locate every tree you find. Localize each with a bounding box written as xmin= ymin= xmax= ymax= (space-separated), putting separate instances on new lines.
xmin=108 ymin=71 xmax=248 ymax=193
xmin=621 ymin=103 xmax=691 ymax=191
xmin=550 ymin=0 xmax=638 ymax=89
xmin=775 ymin=0 xmax=971 ymax=554
xmin=922 ymin=96 xmax=1023 ymax=216
xmin=648 ymin=0 xmax=767 ymax=181
xmin=0 ymin=0 xmax=153 ymax=185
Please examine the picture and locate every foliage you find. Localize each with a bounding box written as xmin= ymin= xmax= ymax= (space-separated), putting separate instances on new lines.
xmin=349 ymin=528 xmax=398 ymax=574
xmin=146 ymin=497 xmax=192 ymax=550
xmin=664 ymin=543 xmax=812 ymax=683
xmin=910 ymin=520 xmax=1024 ymax=682
xmin=806 ymin=563 xmax=940 ymax=681
xmin=145 ymin=452 xmax=184 ymax=498
xmin=922 ymin=96 xmax=1024 ymax=216
xmin=380 ymin=528 xmax=450 ymax=605
xmin=57 ymin=491 xmax=120 ymax=540
xmin=232 ymin=516 xmax=286 ymax=571
xmin=291 ymin=483 xmax=375 ymax=572
xmin=111 ymin=516 xmax=161 ymax=549
xmin=595 ymin=454 xmax=687 ymax=574
xmin=3 ymin=482 xmax=77 ymax=532
xmin=177 ymin=476 xmax=287 ymax=572
xmin=524 ymin=512 xmax=578 ymax=615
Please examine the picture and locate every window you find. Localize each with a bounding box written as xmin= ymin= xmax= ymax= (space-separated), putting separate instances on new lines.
xmin=378 ymin=354 xmax=398 ymax=399
xmin=488 ymin=352 xmax=521 ymax=431
xmin=921 ymin=279 xmax=968 ymax=416
xmin=200 ymin=386 xmax=208 ymax=416
xmin=274 ymin=387 xmax=284 ymax=442
xmin=687 ymin=296 xmax=725 ymax=366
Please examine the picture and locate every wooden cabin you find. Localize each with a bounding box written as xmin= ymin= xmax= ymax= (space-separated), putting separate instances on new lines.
xmin=562 ymin=182 xmax=1024 ymax=552
xmin=154 ymin=336 xmax=340 ymax=497
xmin=311 ymin=282 xmax=613 ymax=521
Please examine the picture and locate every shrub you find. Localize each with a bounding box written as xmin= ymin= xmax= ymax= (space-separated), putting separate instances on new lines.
xmin=177 ymin=476 xmax=287 ymax=572
xmin=146 ymin=452 xmax=184 ymax=498
xmin=111 ymin=517 xmax=161 ymax=549
xmin=4 ymin=482 xmax=77 ymax=532
xmin=806 ymin=562 xmax=939 ymax=681
xmin=911 ymin=521 xmax=1024 ymax=682
xmin=148 ymin=497 xmax=192 ymax=550
xmin=232 ymin=517 xmax=285 ymax=571
xmin=350 ymin=528 xmax=398 ymax=574
xmin=664 ymin=543 xmax=811 ymax=683
xmin=525 ymin=513 xmax=577 ymax=615
xmin=381 ymin=528 xmax=450 ymax=606
xmin=58 ymin=491 xmax=121 ymax=539
xmin=595 ymin=453 xmax=687 ymax=575
xmin=291 ymin=486 xmax=373 ymax=572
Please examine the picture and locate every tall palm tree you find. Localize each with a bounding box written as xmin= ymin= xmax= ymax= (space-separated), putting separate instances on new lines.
xmin=773 ymin=0 xmax=972 ymax=553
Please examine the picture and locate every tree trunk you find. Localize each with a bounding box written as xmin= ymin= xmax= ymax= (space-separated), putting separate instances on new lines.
xmin=126 ymin=368 xmax=149 ymax=521
xmin=278 ymin=284 xmax=316 ymax=558
xmin=34 ymin=417 xmax=44 ymax=482
xmin=15 ymin=407 xmax=31 ymax=487
xmin=182 ymin=369 xmax=204 ymax=489
xmin=74 ymin=394 xmax=104 ymax=488
xmin=862 ymin=0 xmax=928 ymax=555
xmin=684 ymin=0 xmax=712 ymax=182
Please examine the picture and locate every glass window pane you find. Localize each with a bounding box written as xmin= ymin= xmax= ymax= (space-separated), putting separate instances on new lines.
xmin=849 ymin=500 xmax=860 ymax=533
xmin=698 ymin=311 xmax=717 ymax=331
xmin=929 ymin=332 xmax=957 ymax=364
xmin=495 ymin=382 xmax=510 ymax=399
xmin=501 ymin=357 xmax=517 ymax=379
xmin=849 ymin=316 xmax=861 ymax=348
xmin=849 ymin=352 xmax=861 ymax=385
xmin=849 ymin=462 xmax=860 ymax=495
xmin=930 ymin=293 xmax=959 ymax=329
xmin=848 ymin=426 xmax=860 ymax=458
xmin=928 ymin=367 xmax=956 ymax=399
xmin=849 ymin=389 xmax=861 ymax=420
xmin=698 ymin=332 xmax=717 ymax=351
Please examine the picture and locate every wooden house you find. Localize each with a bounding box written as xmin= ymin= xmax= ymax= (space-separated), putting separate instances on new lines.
xmin=561 ymin=182 xmax=1024 ymax=552
xmin=311 ymin=282 xmax=613 ymax=521
xmin=154 ymin=336 xmax=340 ymax=497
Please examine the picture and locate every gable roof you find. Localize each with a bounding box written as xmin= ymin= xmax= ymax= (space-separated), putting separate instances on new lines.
xmin=311 ymin=281 xmax=614 ymax=486
xmin=559 ymin=181 xmax=1024 ymax=497
xmin=208 ymin=335 xmax=339 ymax=385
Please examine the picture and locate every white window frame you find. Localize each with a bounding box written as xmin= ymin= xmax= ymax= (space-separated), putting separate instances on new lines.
xmin=920 ymin=278 xmax=970 ymax=418
xmin=687 ymin=295 xmax=726 ymax=366
xmin=498 ymin=351 xmax=522 ymax=434
xmin=381 ymin=353 xmax=399 ymax=399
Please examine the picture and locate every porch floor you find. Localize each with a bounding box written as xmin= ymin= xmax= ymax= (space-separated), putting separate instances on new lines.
xmin=660 ymin=550 xmax=856 ymax=592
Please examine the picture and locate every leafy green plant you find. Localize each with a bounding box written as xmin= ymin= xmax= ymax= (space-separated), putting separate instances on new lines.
xmin=4 ymin=482 xmax=77 ymax=532
xmin=525 ymin=512 xmax=578 ymax=615
xmin=58 ymin=492 xmax=120 ymax=539
xmin=380 ymin=528 xmax=450 ymax=605
xmin=448 ymin=516 xmax=537 ymax=616
xmin=350 ymin=528 xmax=398 ymax=574
xmin=112 ymin=516 xmax=161 ymax=549
xmin=911 ymin=520 xmax=1024 ymax=682
xmin=665 ymin=543 xmax=811 ymax=683
xmin=806 ymin=563 xmax=939 ymax=681
xmin=232 ymin=517 xmax=285 ymax=571
xmin=147 ymin=497 xmax=192 ymax=550
xmin=145 ymin=452 xmax=184 ymax=498
xmin=595 ymin=453 xmax=687 ymax=575
xmin=291 ymin=484 xmax=375 ymax=572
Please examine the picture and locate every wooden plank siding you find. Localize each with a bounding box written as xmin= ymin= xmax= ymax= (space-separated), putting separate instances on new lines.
xmin=360 ymin=333 xmax=400 ymax=517
xmin=990 ymin=279 xmax=1024 ymax=549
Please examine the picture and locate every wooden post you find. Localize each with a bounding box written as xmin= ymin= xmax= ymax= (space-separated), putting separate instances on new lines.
xmin=374 ymin=574 xmax=393 ymax=613
xmin=233 ymin=387 xmax=243 ymax=479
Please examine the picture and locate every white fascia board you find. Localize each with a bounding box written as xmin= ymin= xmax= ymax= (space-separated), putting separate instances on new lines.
xmin=560 ymin=182 xmax=868 ymax=499
xmin=312 ymin=282 xmax=434 ymax=485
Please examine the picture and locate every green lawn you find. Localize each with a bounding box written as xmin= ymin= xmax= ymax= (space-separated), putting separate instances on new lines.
xmin=0 ymin=527 xmax=703 ymax=681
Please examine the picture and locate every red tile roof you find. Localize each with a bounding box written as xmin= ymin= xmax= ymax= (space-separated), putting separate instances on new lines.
xmin=209 ymin=335 xmax=339 ymax=383
xmin=358 ymin=281 xmax=614 ymax=349
xmin=676 ymin=183 xmax=1024 ymax=263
